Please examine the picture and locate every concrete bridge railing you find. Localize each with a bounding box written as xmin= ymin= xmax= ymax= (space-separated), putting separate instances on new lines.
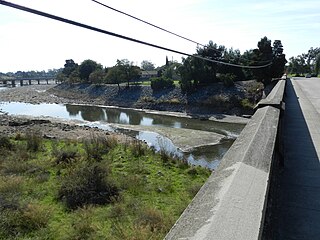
xmin=165 ymin=80 xmax=286 ymax=240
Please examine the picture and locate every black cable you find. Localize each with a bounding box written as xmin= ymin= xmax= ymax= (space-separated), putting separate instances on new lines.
xmin=91 ymin=0 xmax=222 ymax=53
xmin=92 ymin=0 xmax=272 ymax=64
xmin=0 ymin=0 xmax=272 ymax=69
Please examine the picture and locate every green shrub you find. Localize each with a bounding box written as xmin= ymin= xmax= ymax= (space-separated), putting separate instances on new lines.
xmin=219 ymin=73 xmax=235 ymax=87
xmin=187 ymin=183 xmax=203 ymax=197
xmin=1 ymin=156 xmax=32 ymax=175
xmin=58 ymin=162 xmax=119 ymax=209
xmin=26 ymin=132 xmax=43 ymax=152
xmin=55 ymin=149 xmax=78 ymax=165
xmin=0 ymin=203 xmax=51 ymax=238
xmin=68 ymin=207 xmax=96 ymax=239
xmin=137 ymin=207 xmax=166 ymax=232
xmin=83 ymin=135 xmax=116 ymax=161
xmin=186 ymin=167 xmax=198 ymax=175
xmin=0 ymin=177 xmax=51 ymax=237
xmin=0 ymin=176 xmax=23 ymax=210
xmin=108 ymin=203 xmax=126 ymax=219
xmin=130 ymin=140 xmax=146 ymax=157
xmin=204 ymin=94 xmax=228 ymax=107
xmin=150 ymin=77 xmax=174 ymax=91
xmin=0 ymin=135 xmax=13 ymax=150
xmin=240 ymin=98 xmax=255 ymax=110
xmin=52 ymin=142 xmax=79 ymax=165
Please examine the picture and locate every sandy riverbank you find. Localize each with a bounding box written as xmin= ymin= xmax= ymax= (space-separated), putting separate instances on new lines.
xmin=0 ymin=84 xmax=248 ymax=150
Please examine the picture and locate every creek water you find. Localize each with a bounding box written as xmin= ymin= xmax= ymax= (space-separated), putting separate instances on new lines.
xmin=0 ymin=101 xmax=245 ymax=169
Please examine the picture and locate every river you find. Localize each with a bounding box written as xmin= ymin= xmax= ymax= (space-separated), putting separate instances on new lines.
xmin=0 ymin=101 xmax=245 ymax=169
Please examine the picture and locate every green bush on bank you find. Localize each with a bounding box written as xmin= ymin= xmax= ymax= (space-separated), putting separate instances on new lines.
xmin=150 ymin=77 xmax=174 ymax=91
xmin=58 ymin=161 xmax=119 ymax=209
xmin=219 ymin=73 xmax=236 ymax=87
xmin=0 ymin=134 xmax=210 ymax=239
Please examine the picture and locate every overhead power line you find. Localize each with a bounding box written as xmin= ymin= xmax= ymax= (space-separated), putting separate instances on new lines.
xmin=91 ymin=0 xmax=272 ymax=65
xmin=0 ymin=0 xmax=272 ymax=69
xmin=90 ymin=0 xmax=222 ymax=53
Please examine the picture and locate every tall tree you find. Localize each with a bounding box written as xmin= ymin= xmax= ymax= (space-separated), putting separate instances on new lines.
xmin=63 ymin=59 xmax=78 ymax=77
xmin=270 ymin=40 xmax=287 ymax=78
xmin=179 ymin=41 xmax=225 ymax=92
xmin=288 ymin=55 xmax=310 ymax=75
xmin=196 ymin=41 xmax=225 ymax=84
xmin=219 ymin=48 xmax=245 ymax=81
xmin=79 ymin=59 xmax=102 ymax=82
xmin=251 ymin=37 xmax=286 ymax=87
xmin=141 ymin=60 xmax=155 ymax=71
xmin=104 ymin=66 xmax=125 ymax=90
xmin=116 ymin=59 xmax=141 ymax=87
xmin=89 ymin=68 xmax=107 ymax=85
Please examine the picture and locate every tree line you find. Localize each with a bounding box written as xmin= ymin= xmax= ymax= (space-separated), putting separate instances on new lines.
xmin=179 ymin=37 xmax=286 ymax=92
xmin=1 ymin=36 xmax=288 ymax=91
xmin=287 ymin=47 xmax=320 ymax=77
xmin=57 ymin=36 xmax=286 ymax=92
xmin=0 ymin=69 xmax=61 ymax=80
xmin=57 ymin=59 xmax=157 ymax=89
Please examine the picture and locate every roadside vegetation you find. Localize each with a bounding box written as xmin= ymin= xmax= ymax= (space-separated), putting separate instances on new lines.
xmin=287 ymin=47 xmax=320 ymax=77
xmin=0 ymin=133 xmax=210 ymax=239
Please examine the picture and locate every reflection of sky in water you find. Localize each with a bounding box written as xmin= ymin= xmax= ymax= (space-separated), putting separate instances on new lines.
xmin=135 ymin=131 xmax=229 ymax=170
xmin=0 ymin=102 xmax=243 ymax=137
xmin=0 ymin=101 xmax=239 ymax=170
xmin=103 ymin=109 xmax=108 ymax=122
xmin=173 ymin=122 xmax=182 ymax=128
xmin=0 ymin=102 xmax=83 ymax=121
xmin=119 ymin=112 xmax=129 ymax=124
xmin=140 ymin=117 xmax=153 ymax=126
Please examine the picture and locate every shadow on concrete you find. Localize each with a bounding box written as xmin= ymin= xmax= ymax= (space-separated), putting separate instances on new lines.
xmin=268 ymin=79 xmax=320 ymax=239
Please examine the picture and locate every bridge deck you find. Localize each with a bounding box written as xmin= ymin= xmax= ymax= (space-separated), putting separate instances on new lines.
xmin=273 ymin=78 xmax=320 ymax=239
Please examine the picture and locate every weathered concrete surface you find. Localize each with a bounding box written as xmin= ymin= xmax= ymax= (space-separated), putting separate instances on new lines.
xmin=272 ymin=78 xmax=320 ymax=239
xmin=255 ymin=80 xmax=286 ymax=110
xmin=165 ymin=106 xmax=280 ymax=240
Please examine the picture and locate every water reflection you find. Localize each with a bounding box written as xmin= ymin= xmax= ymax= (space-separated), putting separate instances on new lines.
xmin=65 ymin=104 xmax=107 ymax=122
xmin=0 ymin=101 xmax=245 ymax=169
xmin=63 ymin=104 xmax=244 ymax=136
xmin=133 ymin=130 xmax=234 ymax=169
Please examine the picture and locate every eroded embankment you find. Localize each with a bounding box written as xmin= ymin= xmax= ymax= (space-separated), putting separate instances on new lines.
xmin=48 ymin=81 xmax=262 ymax=116
xmin=0 ymin=84 xmax=248 ymax=155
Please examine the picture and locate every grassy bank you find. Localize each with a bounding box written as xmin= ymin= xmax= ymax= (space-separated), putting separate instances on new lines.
xmin=0 ymin=133 xmax=210 ymax=239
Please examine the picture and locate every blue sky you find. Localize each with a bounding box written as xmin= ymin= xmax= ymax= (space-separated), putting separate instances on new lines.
xmin=0 ymin=0 xmax=319 ymax=72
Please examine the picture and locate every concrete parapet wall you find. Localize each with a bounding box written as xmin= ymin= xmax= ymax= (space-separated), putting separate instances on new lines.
xmin=166 ymin=80 xmax=285 ymax=240
xmin=255 ymin=80 xmax=286 ymax=109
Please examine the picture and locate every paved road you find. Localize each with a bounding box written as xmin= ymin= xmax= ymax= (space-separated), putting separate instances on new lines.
xmin=293 ymin=77 xmax=320 ymax=115
xmin=273 ymin=77 xmax=320 ymax=239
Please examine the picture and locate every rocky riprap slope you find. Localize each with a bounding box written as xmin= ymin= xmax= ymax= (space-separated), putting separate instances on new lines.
xmin=49 ymin=81 xmax=263 ymax=116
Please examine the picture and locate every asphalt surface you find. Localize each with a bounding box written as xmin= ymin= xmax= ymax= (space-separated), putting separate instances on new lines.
xmin=273 ymin=77 xmax=320 ymax=239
